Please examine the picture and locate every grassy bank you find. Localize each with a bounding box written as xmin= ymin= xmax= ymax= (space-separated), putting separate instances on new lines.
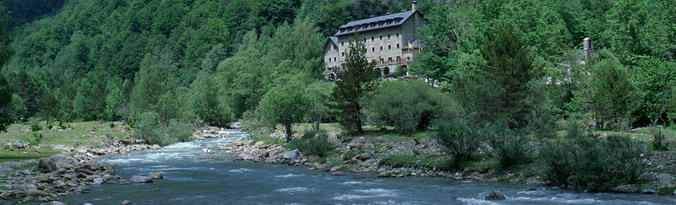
xmin=0 ymin=121 xmax=133 ymax=163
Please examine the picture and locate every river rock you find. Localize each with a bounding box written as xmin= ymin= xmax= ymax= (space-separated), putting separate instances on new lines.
xmin=378 ymin=172 xmax=390 ymax=177
xmin=331 ymin=171 xmax=346 ymax=176
xmin=282 ymin=149 xmax=301 ymax=159
xmin=357 ymin=153 xmax=371 ymax=160
xmin=484 ymin=191 xmax=506 ymax=200
xmin=41 ymin=201 xmax=66 ymax=205
xmin=38 ymin=157 xmax=57 ymax=173
xmin=612 ymin=184 xmax=638 ymax=193
xmin=26 ymin=189 xmax=50 ymax=197
xmin=119 ymin=179 xmax=130 ymax=185
xmin=130 ymin=176 xmax=153 ymax=183
xmin=91 ymin=178 xmax=104 ymax=185
xmin=642 ymin=188 xmax=656 ymax=194
xmin=148 ymin=172 xmax=164 ymax=179
xmin=121 ymin=200 xmax=133 ymax=205
xmin=36 ymin=175 xmax=51 ymax=183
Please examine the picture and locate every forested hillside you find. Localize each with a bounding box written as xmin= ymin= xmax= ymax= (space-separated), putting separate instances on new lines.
xmin=0 ymin=0 xmax=674 ymax=143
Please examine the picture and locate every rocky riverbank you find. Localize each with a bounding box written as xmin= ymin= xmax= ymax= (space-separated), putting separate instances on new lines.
xmin=221 ymin=131 xmax=676 ymax=196
xmin=0 ymin=126 xmax=231 ymax=204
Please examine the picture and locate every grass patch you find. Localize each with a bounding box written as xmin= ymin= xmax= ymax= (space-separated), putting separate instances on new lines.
xmin=249 ymin=131 xmax=285 ymax=145
xmin=378 ymin=155 xmax=451 ymax=171
xmin=0 ymin=121 xmax=132 ymax=146
xmin=657 ymin=186 xmax=675 ymax=196
xmin=0 ymin=148 xmax=61 ymax=163
xmin=293 ymin=123 xmax=342 ymax=132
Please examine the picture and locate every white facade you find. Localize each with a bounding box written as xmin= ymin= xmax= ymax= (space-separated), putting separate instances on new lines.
xmin=324 ymin=5 xmax=425 ymax=79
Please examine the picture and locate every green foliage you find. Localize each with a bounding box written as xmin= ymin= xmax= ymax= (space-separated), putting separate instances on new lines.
xmin=28 ymin=132 xmax=43 ymax=145
xmin=630 ymin=58 xmax=675 ymax=126
xmin=365 ymin=80 xmax=460 ymax=135
xmin=190 ymin=71 xmax=232 ymax=126
xmin=287 ymin=132 xmax=334 ymax=157
xmin=134 ymin=111 xmax=192 ymax=146
xmin=540 ymin=132 xmax=649 ymax=192
xmin=331 ymin=35 xmax=380 ymax=133
xmin=432 ymin=118 xmax=482 ymax=169
xmin=258 ymin=74 xmax=309 ymax=140
xmin=650 ymin=127 xmax=669 ymax=151
xmin=0 ymin=4 xmax=13 ymax=131
xmin=574 ymin=52 xmax=641 ymax=131
xmin=305 ymin=82 xmax=336 ymax=131
xmin=105 ymin=87 xmax=125 ymax=121
xmin=478 ymin=21 xmax=538 ymax=128
xmin=485 ymin=123 xmax=533 ymax=168
xmin=29 ymin=119 xmax=41 ymax=131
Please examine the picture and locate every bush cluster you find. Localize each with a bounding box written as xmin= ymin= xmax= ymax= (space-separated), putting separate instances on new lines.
xmin=365 ymin=80 xmax=459 ymax=135
xmin=486 ymin=124 xmax=533 ymax=168
xmin=540 ymin=132 xmax=649 ymax=192
xmin=432 ymin=118 xmax=482 ymax=169
xmin=287 ymin=132 xmax=334 ymax=157
xmin=134 ymin=111 xmax=193 ymax=146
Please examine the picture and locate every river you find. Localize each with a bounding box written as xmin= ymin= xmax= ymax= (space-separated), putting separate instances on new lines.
xmin=61 ymin=129 xmax=675 ymax=204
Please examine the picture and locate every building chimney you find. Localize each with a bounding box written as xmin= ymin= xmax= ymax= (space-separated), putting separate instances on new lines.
xmin=583 ymin=37 xmax=595 ymax=62
xmin=412 ymin=1 xmax=418 ymax=12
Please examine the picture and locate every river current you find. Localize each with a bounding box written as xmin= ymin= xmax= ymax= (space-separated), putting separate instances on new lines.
xmin=61 ymin=129 xmax=676 ymax=204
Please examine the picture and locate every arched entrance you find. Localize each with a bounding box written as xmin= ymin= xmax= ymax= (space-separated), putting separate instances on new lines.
xmin=383 ymin=67 xmax=390 ymax=75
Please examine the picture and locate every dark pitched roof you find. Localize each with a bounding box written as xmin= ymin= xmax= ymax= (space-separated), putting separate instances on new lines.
xmin=335 ymin=11 xmax=415 ymax=36
xmin=329 ymin=36 xmax=338 ymax=46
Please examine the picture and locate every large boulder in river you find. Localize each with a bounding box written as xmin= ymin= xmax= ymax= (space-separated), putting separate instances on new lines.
xmin=130 ymin=176 xmax=153 ymax=183
xmin=148 ymin=172 xmax=163 ymax=179
xmin=612 ymin=184 xmax=638 ymax=193
xmin=484 ymin=191 xmax=506 ymax=200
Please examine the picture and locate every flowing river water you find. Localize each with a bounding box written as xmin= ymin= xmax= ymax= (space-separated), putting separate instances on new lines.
xmin=61 ymin=129 xmax=675 ymax=205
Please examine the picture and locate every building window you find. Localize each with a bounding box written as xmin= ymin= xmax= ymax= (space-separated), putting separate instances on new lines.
xmin=396 ymin=33 xmax=399 ymax=37
xmin=341 ymin=42 xmax=344 ymax=46
xmin=380 ymin=36 xmax=382 ymax=40
xmin=380 ymin=46 xmax=383 ymax=51
xmin=380 ymin=58 xmax=385 ymax=64
xmin=329 ymin=58 xmax=331 ymax=62
xmin=364 ymin=38 xmax=367 ymax=42
xmin=388 ymin=45 xmax=391 ymax=50
xmin=371 ymin=37 xmax=374 ymax=41
xmin=334 ymin=57 xmax=336 ymax=61
xmin=372 ymin=47 xmax=375 ymax=52
xmin=388 ymin=34 xmax=391 ymax=39
xmin=388 ymin=57 xmax=393 ymax=63
xmin=397 ymin=44 xmax=400 ymax=48
xmin=342 ymin=52 xmax=344 ymax=56
xmin=396 ymin=56 xmax=401 ymax=62
xmin=407 ymin=57 xmax=411 ymax=61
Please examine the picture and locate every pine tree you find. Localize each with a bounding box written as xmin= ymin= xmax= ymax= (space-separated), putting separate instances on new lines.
xmin=331 ymin=34 xmax=380 ymax=132
xmin=479 ymin=21 xmax=538 ymax=128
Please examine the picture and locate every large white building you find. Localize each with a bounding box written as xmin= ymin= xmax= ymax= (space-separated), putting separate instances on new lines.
xmin=323 ymin=1 xmax=426 ymax=79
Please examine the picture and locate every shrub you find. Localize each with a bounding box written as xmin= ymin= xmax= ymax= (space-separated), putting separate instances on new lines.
xmin=432 ymin=118 xmax=482 ymax=169
xmin=486 ymin=123 xmax=533 ymax=168
xmin=287 ymin=132 xmax=334 ymax=157
xmin=134 ymin=111 xmax=193 ymax=146
xmin=29 ymin=119 xmax=42 ymax=131
xmin=650 ymin=127 xmax=669 ymax=151
xmin=365 ymin=80 xmax=460 ymax=135
xmin=109 ymin=122 xmax=116 ymax=128
xmin=540 ymin=133 xmax=649 ymax=192
xmin=29 ymin=133 xmax=43 ymax=145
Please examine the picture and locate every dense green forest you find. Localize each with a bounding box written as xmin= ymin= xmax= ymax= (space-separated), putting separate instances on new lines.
xmin=0 ymin=0 xmax=674 ymax=138
xmin=0 ymin=0 xmax=674 ymax=192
